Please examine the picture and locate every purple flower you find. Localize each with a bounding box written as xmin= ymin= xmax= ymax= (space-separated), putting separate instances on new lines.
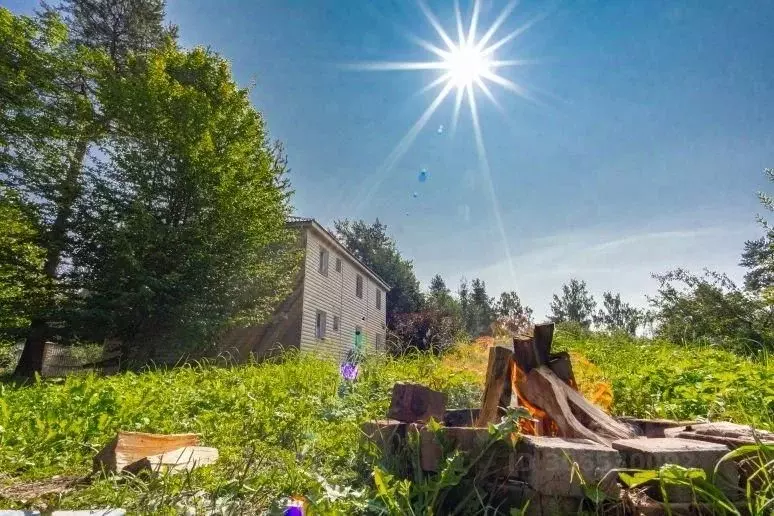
xmin=284 ymin=507 xmax=303 ymax=516
xmin=340 ymin=362 xmax=359 ymax=381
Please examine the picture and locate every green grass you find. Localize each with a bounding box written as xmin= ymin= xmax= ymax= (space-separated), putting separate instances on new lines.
xmin=0 ymin=351 xmax=479 ymax=513
xmin=0 ymin=332 xmax=772 ymax=513
xmin=553 ymin=329 xmax=774 ymax=430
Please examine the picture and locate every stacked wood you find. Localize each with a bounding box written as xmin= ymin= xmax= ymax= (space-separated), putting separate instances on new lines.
xmin=94 ymin=431 xmax=218 ymax=475
xmin=476 ymin=345 xmax=514 ymax=426
xmin=509 ymin=323 xmax=636 ymax=446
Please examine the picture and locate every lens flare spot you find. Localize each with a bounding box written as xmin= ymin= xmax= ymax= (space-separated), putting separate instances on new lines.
xmin=437 ymin=124 xmax=445 ymax=134
xmin=413 ymin=191 xmax=419 ymax=198
xmin=418 ymin=169 xmax=428 ymax=182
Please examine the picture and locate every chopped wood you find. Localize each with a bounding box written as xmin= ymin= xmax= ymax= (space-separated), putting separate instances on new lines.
xmin=93 ymin=431 xmax=200 ymax=474
xmin=517 ymin=366 xmax=636 ymax=446
xmin=476 ymin=345 xmax=514 ymax=427
xmin=547 ymin=351 xmax=576 ymax=386
xmin=123 ymin=446 xmax=219 ymax=475
xmin=512 ymin=337 xmax=539 ymax=373
xmin=532 ymin=323 xmax=554 ymax=365
xmin=387 ymin=382 xmax=446 ymax=423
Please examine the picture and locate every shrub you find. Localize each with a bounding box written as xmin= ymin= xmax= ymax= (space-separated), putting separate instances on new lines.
xmin=388 ymin=310 xmax=463 ymax=354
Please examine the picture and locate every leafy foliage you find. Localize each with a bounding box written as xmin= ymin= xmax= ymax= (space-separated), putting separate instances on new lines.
xmin=389 ymin=310 xmax=462 ymax=354
xmin=333 ymin=219 xmax=424 ymax=325
xmin=650 ymin=268 xmax=773 ymax=355
xmin=71 ymin=44 xmax=300 ymax=360
xmin=0 ymin=188 xmax=49 ymax=340
xmin=593 ymin=291 xmax=642 ymax=335
xmin=549 ymin=279 xmax=597 ymax=328
xmin=492 ymin=290 xmax=533 ymax=336
xmin=741 ymin=168 xmax=774 ymax=294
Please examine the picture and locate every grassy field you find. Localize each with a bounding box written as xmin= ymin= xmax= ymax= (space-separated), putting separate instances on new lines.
xmin=0 ymin=332 xmax=772 ymax=513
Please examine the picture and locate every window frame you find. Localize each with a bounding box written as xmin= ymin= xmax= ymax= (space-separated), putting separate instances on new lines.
xmin=315 ymin=310 xmax=327 ymax=339
xmin=319 ymin=248 xmax=329 ymax=276
xmin=376 ymin=289 xmax=382 ymax=310
xmin=332 ymin=315 xmax=340 ymax=331
xmin=335 ymin=257 xmax=342 ymax=272
xmin=356 ymin=274 xmax=363 ymax=298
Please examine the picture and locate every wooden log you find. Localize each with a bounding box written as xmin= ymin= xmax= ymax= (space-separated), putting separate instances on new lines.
xmin=517 ymin=366 xmax=636 ymax=446
xmin=387 ymin=382 xmax=446 ymax=423
xmin=547 ymin=351 xmax=576 ymax=386
xmin=124 ymin=446 xmax=219 ymax=475
xmin=512 ymin=337 xmax=538 ymax=373
xmin=93 ymin=431 xmax=200 ymax=474
xmin=476 ymin=345 xmax=514 ymax=426
xmin=533 ymin=323 xmax=554 ymax=365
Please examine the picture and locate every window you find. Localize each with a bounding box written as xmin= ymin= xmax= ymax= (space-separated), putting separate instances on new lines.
xmin=375 ymin=333 xmax=383 ymax=351
xmin=332 ymin=315 xmax=339 ymax=331
xmin=376 ymin=289 xmax=382 ymax=310
xmin=335 ymin=257 xmax=342 ymax=272
xmin=318 ymin=249 xmax=329 ymax=275
xmin=315 ymin=310 xmax=327 ymax=339
xmin=356 ymin=274 xmax=363 ymax=298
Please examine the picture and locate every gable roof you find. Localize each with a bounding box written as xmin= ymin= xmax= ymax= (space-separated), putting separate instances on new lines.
xmin=287 ymin=217 xmax=391 ymax=290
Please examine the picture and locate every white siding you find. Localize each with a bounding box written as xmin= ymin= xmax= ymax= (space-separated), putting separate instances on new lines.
xmin=299 ymin=228 xmax=387 ymax=359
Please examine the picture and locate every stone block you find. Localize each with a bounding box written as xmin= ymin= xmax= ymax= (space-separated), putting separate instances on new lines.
xmin=443 ymin=408 xmax=480 ymax=427
xmin=617 ymin=417 xmax=696 ymax=438
xmin=387 ymin=383 xmax=446 ymax=423
xmin=362 ymin=419 xmax=406 ymax=456
xmin=511 ymin=436 xmax=621 ymax=498
xmin=612 ymin=437 xmax=738 ymax=502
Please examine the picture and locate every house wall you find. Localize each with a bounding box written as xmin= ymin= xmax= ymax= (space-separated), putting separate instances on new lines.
xmin=299 ymin=227 xmax=387 ymax=359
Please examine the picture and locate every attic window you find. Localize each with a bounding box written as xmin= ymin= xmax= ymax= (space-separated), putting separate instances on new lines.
xmin=376 ymin=289 xmax=382 ymax=310
xmin=335 ymin=257 xmax=342 ymax=272
xmin=356 ymin=274 xmax=363 ymax=298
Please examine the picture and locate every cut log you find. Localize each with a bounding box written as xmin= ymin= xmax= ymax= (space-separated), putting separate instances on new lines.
xmin=532 ymin=323 xmax=554 ymax=365
xmin=512 ymin=337 xmax=538 ymax=373
xmin=547 ymin=351 xmax=576 ymax=386
xmin=93 ymin=431 xmax=200 ymax=474
xmin=387 ymin=382 xmax=446 ymax=423
xmin=124 ymin=446 xmax=219 ymax=475
xmin=476 ymin=345 xmax=514 ymax=426
xmin=517 ymin=366 xmax=636 ymax=446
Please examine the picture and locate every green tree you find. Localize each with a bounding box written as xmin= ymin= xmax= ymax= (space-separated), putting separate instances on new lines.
xmin=493 ymin=290 xmax=533 ymax=335
xmin=333 ymin=219 xmax=423 ymax=325
xmin=465 ymin=278 xmax=493 ymax=336
xmin=0 ymin=188 xmax=49 ymax=340
xmin=57 ymin=0 xmax=177 ymax=65
xmin=650 ymin=269 xmax=773 ymax=354
xmin=1 ymin=2 xmax=172 ymax=375
xmin=593 ymin=291 xmax=642 ymax=335
xmin=426 ymin=274 xmax=459 ymax=314
xmin=741 ymin=168 xmax=774 ymax=294
xmin=549 ymin=279 xmax=596 ymax=328
xmin=71 ymin=44 xmax=299 ymax=361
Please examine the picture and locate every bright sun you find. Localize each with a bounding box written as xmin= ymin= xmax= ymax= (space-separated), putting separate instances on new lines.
xmin=446 ymin=43 xmax=491 ymax=88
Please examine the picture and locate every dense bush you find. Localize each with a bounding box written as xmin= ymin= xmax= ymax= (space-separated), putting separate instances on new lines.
xmin=388 ymin=310 xmax=463 ymax=354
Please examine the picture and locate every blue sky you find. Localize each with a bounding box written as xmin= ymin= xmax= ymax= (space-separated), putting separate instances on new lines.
xmin=8 ymin=0 xmax=773 ymax=316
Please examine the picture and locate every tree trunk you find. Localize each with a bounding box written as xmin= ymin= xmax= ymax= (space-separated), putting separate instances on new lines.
xmin=14 ymin=138 xmax=89 ymax=378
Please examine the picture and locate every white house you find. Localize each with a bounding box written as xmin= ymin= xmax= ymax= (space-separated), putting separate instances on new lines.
xmin=219 ymin=217 xmax=390 ymax=360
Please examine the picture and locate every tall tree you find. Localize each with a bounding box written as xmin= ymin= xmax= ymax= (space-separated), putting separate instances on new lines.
xmin=493 ymin=290 xmax=533 ymax=335
xmin=72 ymin=44 xmax=299 ymax=360
xmin=466 ymin=278 xmax=494 ymax=336
xmin=2 ymin=1 xmax=172 ymax=376
xmin=549 ymin=279 xmax=596 ymax=328
xmin=56 ymin=0 xmax=177 ymax=65
xmin=333 ymin=219 xmax=423 ymax=325
xmin=0 ymin=188 xmax=49 ymax=341
xmin=593 ymin=291 xmax=642 ymax=335
xmin=650 ymin=269 xmax=773 ymax=354
xmin=741 ymin=168 xmax=774 ymax=294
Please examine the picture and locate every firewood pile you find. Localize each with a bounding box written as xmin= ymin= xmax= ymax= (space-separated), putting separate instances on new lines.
xmin=363 ymin=323 xmax=774 ymax=515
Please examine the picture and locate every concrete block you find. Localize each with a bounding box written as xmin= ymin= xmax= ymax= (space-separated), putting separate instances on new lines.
xmin=387 ymin=383 xmax=446 ymax=423
xmin=612 ymin=437 xmax=738 ymax=502
xmin=511 ymin=436 xmax=621 ymax=498
xmin=617 ymin=417 xmax=696 ymax=438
